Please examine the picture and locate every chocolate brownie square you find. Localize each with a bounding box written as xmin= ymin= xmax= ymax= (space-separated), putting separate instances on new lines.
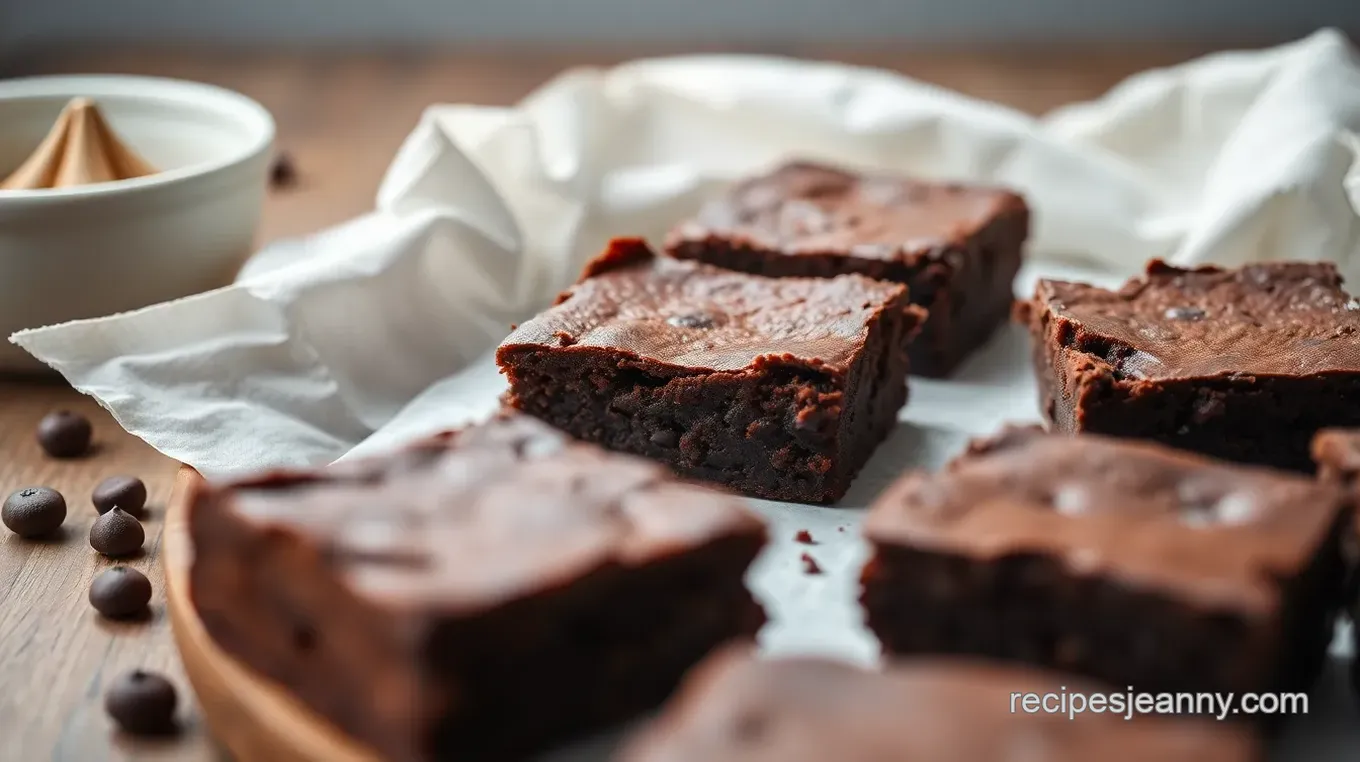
xmin=496 ymin=238 xmax=923 ymax=504
xmin=666 ymin=161 xmax=1029 ymax=377
xmin=189 ymin=414 xmax=768 ymax=762
xmin=860 ymin=426 xmax=1350 ymax=699
xmin=617 ymin=645 xmax=1261 ymax=762
xmin=1017 ymin=259 xmax=1360 ymax=472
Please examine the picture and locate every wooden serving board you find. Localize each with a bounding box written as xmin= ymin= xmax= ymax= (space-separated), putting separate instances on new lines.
xmin=164 ymin=466 xmax=381 ymax=762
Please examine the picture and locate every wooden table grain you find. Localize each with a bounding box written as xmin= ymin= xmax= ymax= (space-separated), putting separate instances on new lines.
xmin=0 ymin=42 xmax=1238 ymax=760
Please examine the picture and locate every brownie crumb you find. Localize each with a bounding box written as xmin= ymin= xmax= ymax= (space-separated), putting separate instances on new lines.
xmin=269 ymin=153 xmax=298 ymax=189
xmin=801 ymin=553 xmax=822 ymax=575
xmin=794 ymin=530 xmax=816 ymax=545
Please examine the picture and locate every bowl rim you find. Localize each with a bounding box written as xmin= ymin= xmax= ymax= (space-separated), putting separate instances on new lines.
xmin=0 ymin=73 xmax=276 ymax=202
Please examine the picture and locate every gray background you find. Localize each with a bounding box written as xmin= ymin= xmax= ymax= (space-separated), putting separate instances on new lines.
xmin=2 ymin=0 xmax=1358 ymax=45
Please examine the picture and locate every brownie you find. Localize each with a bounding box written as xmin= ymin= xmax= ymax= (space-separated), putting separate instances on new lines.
xmin=666 ymin=161 xmax=1029 ymax=377
xmin=616 ymin=645 xmax=1261 ymax=762
xmin=860 ymin=425 xmax=1351 ymax=701
xmin=1311 ymin=428 xmax=1360 ymax=700
xmin=1017 ymin=259 xmax=1360 ymax=472
xmin=188 ymin=414 xmax=768 ymax=762
xmin=496 ymin=238 xmax=923 ymax=504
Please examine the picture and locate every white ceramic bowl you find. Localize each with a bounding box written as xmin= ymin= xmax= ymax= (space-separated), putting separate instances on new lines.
xmin=0 ymin=74 xmax=274 ymax=372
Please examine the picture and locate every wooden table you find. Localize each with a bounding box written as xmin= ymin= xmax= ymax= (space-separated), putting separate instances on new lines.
xmin=0 ymin=42 xmax=1249 ymax=761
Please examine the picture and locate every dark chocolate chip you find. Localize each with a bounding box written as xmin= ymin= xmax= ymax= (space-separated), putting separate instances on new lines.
xmin=92 ymin=476 xmax=148 ymax=517
xmin=2 ymin=486 xmax=67 ymax=538
xmin=36 ymin=410 xmax=92 ymax=458
xmin=90 ymin=507 xmax=145 ymax=558
xmin=269 ymin=152 xmax=297 ymax=189
xmin=1163 ymin=306 xmax=1206 ymax=321
xmin=89 ymin=567 xmax=152 ymax=619
xmin=105 ymin=670 xmax=178 ymax=735
xmin=667 ymin=313 xmax=714 ymax=329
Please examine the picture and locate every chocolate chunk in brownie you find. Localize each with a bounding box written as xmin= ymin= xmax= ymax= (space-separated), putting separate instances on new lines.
xmin=1017 ymin=259 xmax=1360 ymax=472
xmin=189 ymin=413 xmax=768 ymax=762
xmin=861 ymin=425 xmax=1350 ymax=702
xmin=497 ymin=238 xmax=923 ymax=504
xmin=666 ymin=161 xmax=1028 ymax=377
xmin=617 ymin=645 xmax=1261 ymax=762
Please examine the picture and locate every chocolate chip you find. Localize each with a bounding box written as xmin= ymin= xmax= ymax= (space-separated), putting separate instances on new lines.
xmin=89 ymin=567 xmax=152 ymax=618
xmin=269 ymin=152 xmax=297 ymax=189
xmin=1163 ymin=306 xmax=1206 ymax=321
xmin=90 ymin=507 xmax=145 ymax=558
xmin=36 ymin=410 xmax=92 ymax=458
xmin=2 ymin=486 xmax=67 ymax=538
xmin=105 ymin=670 xmax=178 ymax=735
xmin=92 ymin=476 xmax=148 ymax=517
xmin=667 ymin=313 xmax=714 ymax=329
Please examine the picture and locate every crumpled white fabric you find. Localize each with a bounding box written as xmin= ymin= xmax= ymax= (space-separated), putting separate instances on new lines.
xmin=12 ymin=29 xmax=1360 ymax=479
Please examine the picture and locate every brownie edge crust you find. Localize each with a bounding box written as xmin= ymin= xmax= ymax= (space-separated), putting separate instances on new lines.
xmin=188 ymin=414 xmax=768 ymax=762
xmin=497 ymin=238 xmax=922 ymax=504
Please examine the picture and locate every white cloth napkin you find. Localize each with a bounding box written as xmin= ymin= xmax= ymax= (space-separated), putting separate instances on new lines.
xmin=13 ymin=29 xmax=1360 ymax=479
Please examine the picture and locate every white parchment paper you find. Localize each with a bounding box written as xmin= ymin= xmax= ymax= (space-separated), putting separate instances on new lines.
xmin=11 ymin=29 xmax=1360 ymax=759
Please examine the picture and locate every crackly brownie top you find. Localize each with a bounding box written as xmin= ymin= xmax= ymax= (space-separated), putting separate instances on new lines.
xmin=668 ymin=161 xmax=1027 ymax=259
xmin=499 ymin=238 xmax=916 ymax=373
xmin=1033 ymin=260 xmax=1360 ymax=379
xmin=864 ymin=426 xmax=1345 ymax=613
xmin=618 ymin=646 xmax=1257 ymax=762
xmin=195 ymin=414 xmax=765 ymax=612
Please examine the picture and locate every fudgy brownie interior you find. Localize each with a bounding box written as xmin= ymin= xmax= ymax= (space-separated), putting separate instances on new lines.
xmin=498 ymin=238 xmax=922 ymax=503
